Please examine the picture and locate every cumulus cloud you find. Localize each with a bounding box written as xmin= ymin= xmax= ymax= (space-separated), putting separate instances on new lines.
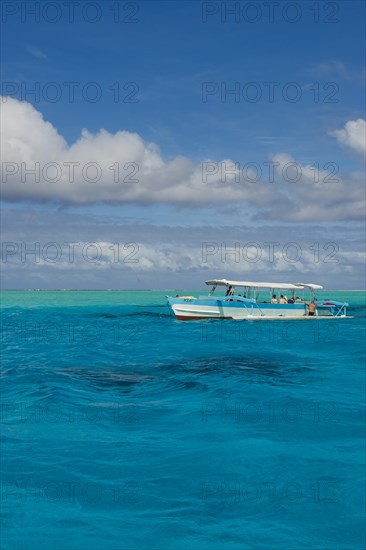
xmin=1 ymin=96 xmax=271 ymax=206
xmin=1 ymin=97 xmax=365 ymax=221
xmin=329 ymin=118 xmax=366 ymax=155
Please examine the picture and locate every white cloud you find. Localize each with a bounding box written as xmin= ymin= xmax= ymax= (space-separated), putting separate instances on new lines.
xmin=1 ymin=97 xmax=272 ymax=206
xmin=329 ymin=118 xmax=366 ymax=155
xmin=1 ymin=98 xmax=365 ymax=222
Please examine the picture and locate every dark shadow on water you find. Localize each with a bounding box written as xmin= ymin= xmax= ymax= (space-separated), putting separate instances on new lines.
xmin=159 ymin=355 xmax=317 ymax=385
xmin=56 ymin=352 xmax=319 ymax=395
xmin=57 ymin=366 xmax=154 ymax=392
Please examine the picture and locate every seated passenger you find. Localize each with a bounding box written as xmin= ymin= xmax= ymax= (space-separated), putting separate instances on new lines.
xmin=271 ymin=294 xmax=277 ymax=303
xmin=287 ymin=296 xmax=295 ymax=304
xmin=279 ymin=294 xmax=287 ymax=304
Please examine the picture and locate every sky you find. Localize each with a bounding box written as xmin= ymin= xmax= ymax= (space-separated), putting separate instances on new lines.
xmin=1 ymin=0 xmax=365 ymax=289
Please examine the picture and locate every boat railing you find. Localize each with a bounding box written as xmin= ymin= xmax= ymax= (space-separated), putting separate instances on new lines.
xmin=250 ymin=301 xmax=265 ymax=316
xmin=317 ymin=300 xmax=348 ymax=317
xmin=222 ymin=295 xmax=265 ymax=316
xmin=333 ymin=303 xmax=348 ymax=317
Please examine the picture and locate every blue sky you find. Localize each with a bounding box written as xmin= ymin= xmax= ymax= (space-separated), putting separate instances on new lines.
xmin=1 ymin=0 xmax=365 ymax=288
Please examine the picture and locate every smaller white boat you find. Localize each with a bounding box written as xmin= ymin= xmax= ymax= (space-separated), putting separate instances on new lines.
xmin=167 ymin=279 xmax=349 ymax=320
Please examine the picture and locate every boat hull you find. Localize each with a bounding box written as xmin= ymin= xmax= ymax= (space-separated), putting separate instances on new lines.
xmin=167 ymin=297 xmax=316 ymax=320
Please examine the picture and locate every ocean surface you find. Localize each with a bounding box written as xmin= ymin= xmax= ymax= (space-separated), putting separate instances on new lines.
xmin=1 ymin=290 xmax=365 ymax=550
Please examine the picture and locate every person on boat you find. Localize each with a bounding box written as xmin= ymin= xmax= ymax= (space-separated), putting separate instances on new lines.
xmin=271 ymin=294 xmax=277 ymax=303
xmin=287 ymin=296 xmax=295 ymax=304
xmin=279 ymin=295 xmax=287 ymax=304
xmin=226 ymin=285 xmax=234 ymax=296
xmin=308 ymin=300 xmax=317 ymax=316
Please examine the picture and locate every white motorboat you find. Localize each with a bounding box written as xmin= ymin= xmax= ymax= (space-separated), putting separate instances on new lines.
xmin=167 ymin=279 xmax=349 ymax=320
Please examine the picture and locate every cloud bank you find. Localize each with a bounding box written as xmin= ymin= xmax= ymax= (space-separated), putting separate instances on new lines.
xmin=2 ymin=209 xmax=364 ymax=289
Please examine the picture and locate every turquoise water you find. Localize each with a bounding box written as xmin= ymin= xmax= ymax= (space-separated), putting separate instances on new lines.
xmin=1 ymin=290 xmax=365 ymax=550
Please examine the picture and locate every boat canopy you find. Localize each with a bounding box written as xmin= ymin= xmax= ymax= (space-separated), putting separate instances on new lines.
xmin=205 ymin=279 xmax=323 ymax=290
